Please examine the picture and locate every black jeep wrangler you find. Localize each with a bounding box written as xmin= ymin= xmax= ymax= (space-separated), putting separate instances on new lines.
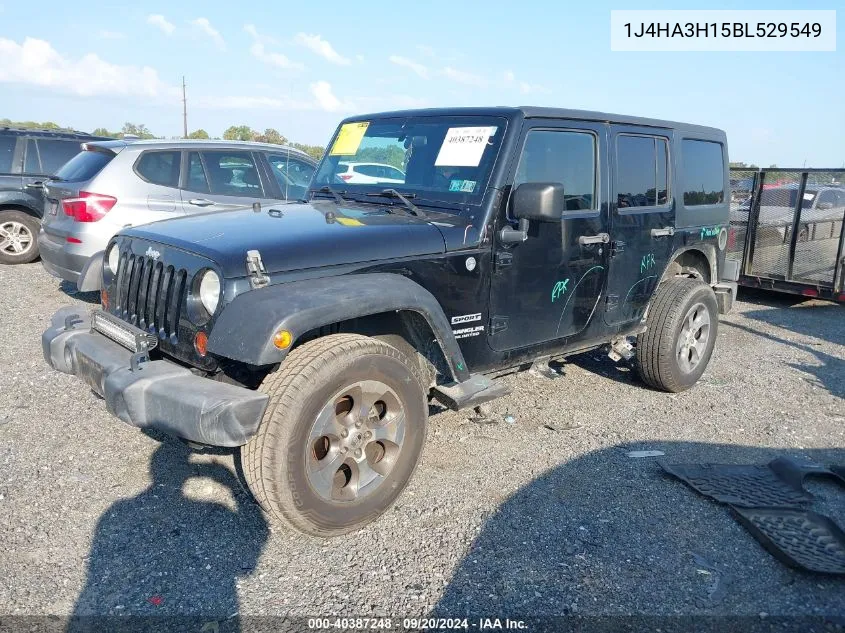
xmin=43 ymin=107 xmax=738 ymax=536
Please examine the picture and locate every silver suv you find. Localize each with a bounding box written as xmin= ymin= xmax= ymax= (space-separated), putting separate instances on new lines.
xmin=39 ymin=139 xmax=317 ymax=290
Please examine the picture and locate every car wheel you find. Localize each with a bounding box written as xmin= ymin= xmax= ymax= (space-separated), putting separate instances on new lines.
xmin=635 ymin=277 xmax=719 ymax=393
xmin=242 ymin=333 xmax=428 ymax=537
xmin=0 ymin=210 xmax=40 ymax=264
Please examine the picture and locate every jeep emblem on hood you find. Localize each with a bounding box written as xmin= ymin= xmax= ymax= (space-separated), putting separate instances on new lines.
xmin=145 ymin=247 xmax=161 ymax=260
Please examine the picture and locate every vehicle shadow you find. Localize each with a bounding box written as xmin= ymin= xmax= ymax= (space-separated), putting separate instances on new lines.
xmin=67 ymin=436 xmax=269 ymax=633
xmin=722 ymin=310 xmax=844 ymax=401
xmin=59 ymin=280 xmax=99 ymax=304
xmin=431 ymin=442 xmax=845 ymax=628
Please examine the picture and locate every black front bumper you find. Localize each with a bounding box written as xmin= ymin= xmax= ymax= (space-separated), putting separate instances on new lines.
xmin=42 ymin=307 xmax=268 ymax=447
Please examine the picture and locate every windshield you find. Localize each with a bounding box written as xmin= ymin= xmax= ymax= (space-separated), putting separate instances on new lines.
xmin=314 ymin=115 xmax=507 ymax=208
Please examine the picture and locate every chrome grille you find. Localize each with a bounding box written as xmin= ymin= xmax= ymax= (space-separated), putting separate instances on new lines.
xmin=114 ymin=252 xmax=187 ymax=340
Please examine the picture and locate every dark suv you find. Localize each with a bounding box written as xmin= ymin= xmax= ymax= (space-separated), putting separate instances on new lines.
xmin=43 ymin=106 xmax=738 ymax=537
xmin=0 ymin=127 xmax=111 ymax=264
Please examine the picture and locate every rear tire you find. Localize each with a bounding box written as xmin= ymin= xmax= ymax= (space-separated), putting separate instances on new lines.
xmin=0 ymin=210 xmax=40 ymax=264
xmin=242 ymin=334 xmax=428 ymax=537
xmin=635 ymin=277 xmax=719 ymax=393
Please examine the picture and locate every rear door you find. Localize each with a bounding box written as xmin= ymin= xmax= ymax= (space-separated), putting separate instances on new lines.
xmin=181 ymin=150 xmax=272 ymax=213
xmin=603 ymin=126 xmax=675 ymax=326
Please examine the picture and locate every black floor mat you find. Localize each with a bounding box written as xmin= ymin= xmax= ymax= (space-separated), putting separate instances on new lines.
xmin=661 ymin=458 xmax=845 ymax=575
xmin=732 ymin=507 xmax=845 ymax=574
xmin=659 ymin=457 xmax=827 ymax=507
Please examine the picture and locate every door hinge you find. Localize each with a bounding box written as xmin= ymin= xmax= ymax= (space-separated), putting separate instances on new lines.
xmin=605 ymin=294 xmax=619 ymax=310
xmin=610 ymin=240 xmax=626 ymax=257
xmin=490 ymin=315 xmax=509 ymax=335
xmin=246 ymin=249 xmax=270 ymax=289
xmin=494 ymin=250 xmax=513 ymax=271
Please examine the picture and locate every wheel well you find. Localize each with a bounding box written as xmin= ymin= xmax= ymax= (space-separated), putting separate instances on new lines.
xmin=296 ymin=310 xmax=446 ymax=387
xmin=0 ymin=204 xmax=41 ymax=220
xmin=664 ymin=249 xmax=711 ymax=284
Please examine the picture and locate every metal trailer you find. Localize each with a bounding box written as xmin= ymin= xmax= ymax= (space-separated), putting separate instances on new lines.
xmin=728 ymin=167 xmax=845 ymax=303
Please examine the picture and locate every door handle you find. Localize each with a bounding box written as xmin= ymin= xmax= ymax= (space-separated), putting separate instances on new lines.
xmin=25 ymin=181 xmax=44 ymax=189
xmin=578 ymin=232 xmax=610 ymax=245
xmin=650 ymin=226 xmax=675 ymax=237
xmin=189 ymin=198 xmax=215 ymax=207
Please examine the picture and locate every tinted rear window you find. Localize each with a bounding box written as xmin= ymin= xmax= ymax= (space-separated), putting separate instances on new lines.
xmin=135 ymin=150 xmax=181 ymax=187
xmin=54 ymin=149 xmax=114 ymax=182
xmin=682 ymin=139 xmax=725 ymax=206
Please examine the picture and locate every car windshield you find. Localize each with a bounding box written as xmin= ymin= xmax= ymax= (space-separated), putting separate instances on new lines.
xmin=313 ymin=115 xmax=507 ymax=208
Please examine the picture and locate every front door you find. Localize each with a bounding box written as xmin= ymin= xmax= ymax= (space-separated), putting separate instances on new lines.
xmin=603 ymin=126 xmax=676 ymax=326
xmin=489 ymin=121 xmax=609 ymax=351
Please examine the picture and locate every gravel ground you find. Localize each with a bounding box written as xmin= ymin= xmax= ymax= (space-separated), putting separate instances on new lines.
xmin=1 ymin=261 xmax=844 ymax=626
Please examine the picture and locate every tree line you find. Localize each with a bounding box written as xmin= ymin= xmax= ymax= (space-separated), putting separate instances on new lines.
xmin=1 ymin=119 xmax=325 ymax=161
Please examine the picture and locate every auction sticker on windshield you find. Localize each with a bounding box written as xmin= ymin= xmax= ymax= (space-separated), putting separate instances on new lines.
xmin=330 ymin=122 xmax=369 ymax=156
xmin=435 ymin=126 xmax=497 ymax=167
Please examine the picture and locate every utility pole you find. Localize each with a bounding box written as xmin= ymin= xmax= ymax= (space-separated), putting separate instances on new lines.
xmin=182 ymin=76 xmax=188 ymax=138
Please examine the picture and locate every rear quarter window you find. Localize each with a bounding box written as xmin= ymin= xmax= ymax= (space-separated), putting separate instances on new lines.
xmin=682 ymin=140 xmax=725 ymax=206
xmin=54 ymin=149 xmax=114 ymax=182
xmin=135 ymin=151 xmax=181 ymax=187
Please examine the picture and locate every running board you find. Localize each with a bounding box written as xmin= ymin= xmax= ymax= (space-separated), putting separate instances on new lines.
xmin=431 ymin=374 xmax=510 ymax=411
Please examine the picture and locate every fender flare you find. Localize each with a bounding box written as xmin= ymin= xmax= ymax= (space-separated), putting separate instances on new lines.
xmin=207 ymin=273 xmax=471 ymax=382
xmin=0 ymin=190 xmax=44 ymax=218
xmin=664 ymin=244 xmax=718 ymax=284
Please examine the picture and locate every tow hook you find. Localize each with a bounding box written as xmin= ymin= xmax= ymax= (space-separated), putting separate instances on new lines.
xmin=608 ymin=337 xmax=635 ymax=362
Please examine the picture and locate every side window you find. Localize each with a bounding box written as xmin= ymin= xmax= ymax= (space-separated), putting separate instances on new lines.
xmin=355 ymin=164 xmax=379 ymax=177
xmin=267 ymin=155 xmax=315 ymax=187
xmin=0 ymin=135 xmax=15 ymax=173
xmin=135 ymin=151 xmax=181 ymax=187
xmin=186 ymin=152 xmax=210 ymax=193
xmin=682 ymin=139 xmax=724 ymax=206
xmin=37 ymin=139 xmax=83 ymax=174
xmin=514 ymin=129 xmax=597 ymax=211
xmin=201 ymin=151 xmax=264 ymax=197
xmin=24 ymin=139 xmax=41 ymax=174
xmin=386 ymin=166 xmax=405 ymax=180
xmin=616 ymin=135 xmax=670 ymax=208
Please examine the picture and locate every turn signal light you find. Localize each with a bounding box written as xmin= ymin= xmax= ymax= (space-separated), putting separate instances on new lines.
xmin=100 ymin=289 xmax=109 ymax=310
xmin=273 ymin=329 xmax=292 ymax=350
xmin=194 ymin=331 xmax=208 ymax=357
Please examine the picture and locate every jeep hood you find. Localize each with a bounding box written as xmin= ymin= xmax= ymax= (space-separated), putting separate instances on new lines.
xmin=121 ymin=201 xmax=447 ymax=277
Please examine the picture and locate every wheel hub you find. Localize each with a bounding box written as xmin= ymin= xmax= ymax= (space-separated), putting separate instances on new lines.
xmin=676 ymin=302 xmax=711 ymax=374
xmin=0 ymin=221 xmax=33 ymax=255
xmin=306 ymin=379 xmax=405 ymax=503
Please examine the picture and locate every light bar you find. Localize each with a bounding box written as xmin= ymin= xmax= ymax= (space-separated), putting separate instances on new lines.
xmin=91 ymin=311 xmax=158 ymax=353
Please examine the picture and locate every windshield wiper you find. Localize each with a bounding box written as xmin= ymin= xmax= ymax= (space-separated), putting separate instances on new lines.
xmin=308 ymin=185 xmax=347 ymax=205
xmin=365 ymin=189 xmax=426 ymax=218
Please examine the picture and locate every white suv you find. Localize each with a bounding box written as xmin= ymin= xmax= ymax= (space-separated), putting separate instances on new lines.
xmin=39 ymin=139 xmax=316 ymax=291
xmin=337 ymin=161 xmax=405 ymax=184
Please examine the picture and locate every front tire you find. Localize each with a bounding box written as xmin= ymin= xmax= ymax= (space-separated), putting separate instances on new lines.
xmin=242 ymin=334 xmax=428 ymax=537
xmin=0 ymin=210 xmax=40 ymax=264
xmin=635 ymin=277 xmax=719 ymax=392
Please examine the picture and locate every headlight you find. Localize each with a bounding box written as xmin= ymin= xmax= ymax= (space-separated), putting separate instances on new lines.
xmin=198 ymin=270 xmax=221 ymax=315
xmin=106 ymin=244 xmax=120 ymax=274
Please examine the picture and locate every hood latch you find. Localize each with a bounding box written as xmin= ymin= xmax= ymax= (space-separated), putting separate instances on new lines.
xmin=246 ymin=249 xmax=270 ymax=289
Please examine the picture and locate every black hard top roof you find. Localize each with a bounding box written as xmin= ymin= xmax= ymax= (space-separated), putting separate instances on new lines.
xmin=340 ymin=106 xmax=725 ymax=137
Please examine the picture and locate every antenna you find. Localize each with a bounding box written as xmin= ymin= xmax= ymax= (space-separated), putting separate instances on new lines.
xmin=182 ymin=76 xmax=188 ymax=138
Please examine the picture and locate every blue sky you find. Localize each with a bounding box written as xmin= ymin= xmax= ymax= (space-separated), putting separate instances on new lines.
xmin=0 ymin=0 xmax=841 ymax=166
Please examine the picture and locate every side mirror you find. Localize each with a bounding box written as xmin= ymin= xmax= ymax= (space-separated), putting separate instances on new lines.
xmin=512 ymin=182 xmax=566 ymax=222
